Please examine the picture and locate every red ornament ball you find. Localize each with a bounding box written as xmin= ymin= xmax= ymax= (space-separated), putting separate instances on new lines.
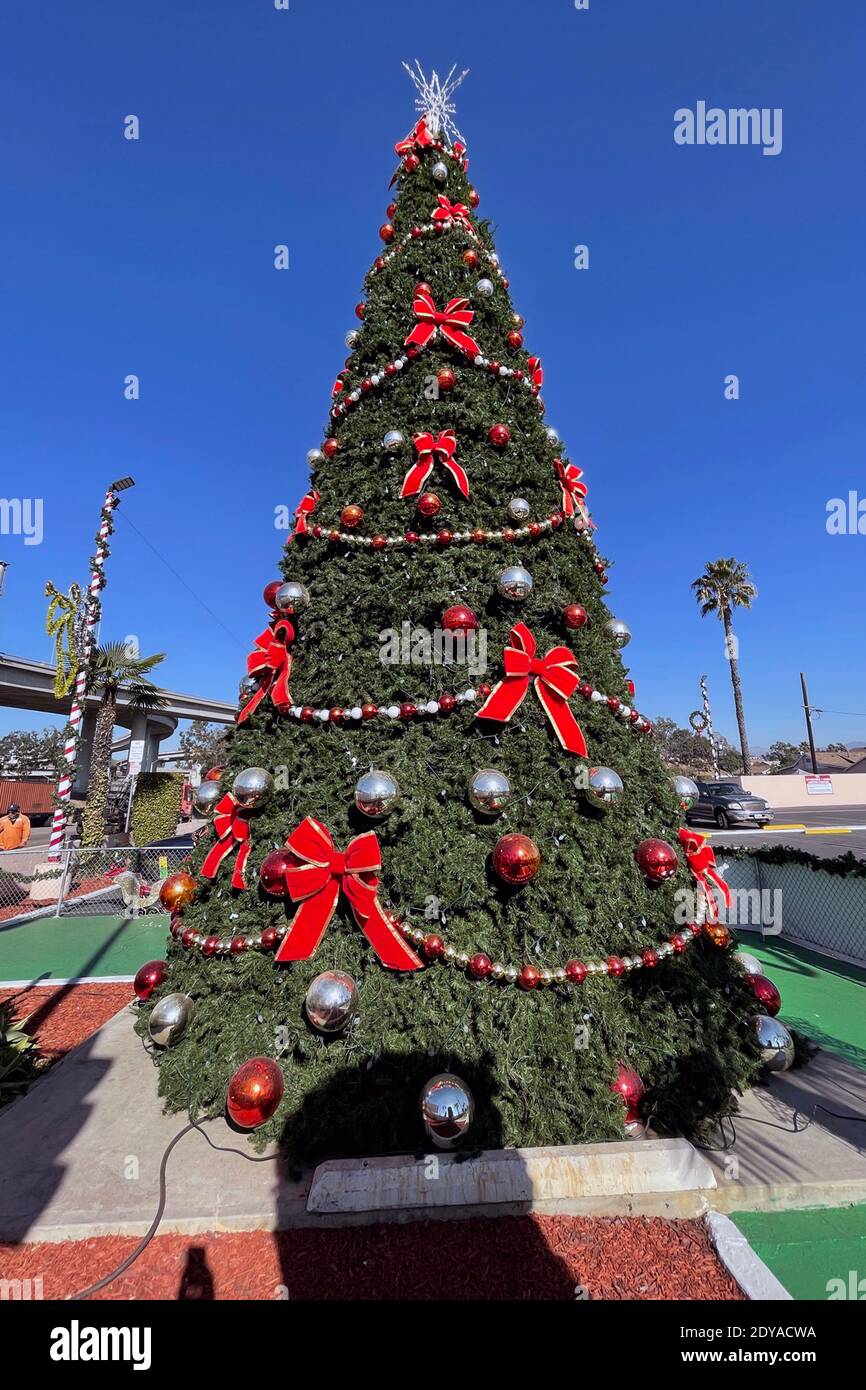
xmin=417 ymin=491 xmax=442 ymax=518
xmin=437 ymin=367 xmax=456 ymax=392
xmin=134 ymin=958 xmax=168 ymax=1001
xmin=748 ymin=973 xmax=782 ymax=1016
xmin=468 ymin=952 xmax=492 ymax=979
xmin=438 ymin=692 xmax=456 ymax=712
xmin=322 ymin=438 xmax=339 ymax=458
xmin=354 ymin=302 xmax=366 ymax=320
xmin=423 ymin=933 xmax=446 ymax=960
xmin=415 ymin=282 xmax=433 ymax=296
xmin=259 ymin=848 xmax=294 ymax=897
xmin=226 ymin=1057 xmax=285 ymax=1130
xmin=261 ymin=926 xmax=279 ymax=951
xmin=386 ymin=202 xmax=396 ymax=219
xmin=611 ymin=1063 xmax=645 ymax=1121
xmin=506 ymin=330 xmax=524 ymax=351
xmin=492 ymin=833 xmax=541 ymax=886
xmin=159 ymin=871 xmax=197 ymax=912
xmin=340 ymin=504 xmax=364 ymax=529
xmin=635 ymin=839 xmax=679 ymax=882
xmin=263 ymin=580 xmax=282 ymax=608
xmin=462 ymin=249 xmax=478 ymax=268
xmin=468 ymin=187 xmax=479 ymax=208
xmin=203 ymin=765 xmax=224 ymax=782
xmin=563 ymin=603 xmax=589 ymax=631
xmin=488 ymin=423 xmax=511 ymax=448
xmin=379 ymin=223 xmax=395 ymax=243
xmin=442 ymin=604 xmax=479 ymax=635
xmin=518 ymin=963 xmax=541 ymax=990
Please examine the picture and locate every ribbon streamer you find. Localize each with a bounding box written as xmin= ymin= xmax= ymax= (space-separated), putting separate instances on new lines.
xmin=237 ymin=618 xmax=295 ymax=724
xmin=678 ymin=828 xmax=732 ymax=923
xmin=476 ymin=623 xmax=587 ymax=756
xmin=554 ymin=459 xmax=588 ymax=521
xmin=293 ymin=490 xmax=320 ymax=537
xmin=201 ymin=793 xmax=253 ymax=890
xmin=401 ymin=429 xmax=468 ymax=499
xmin=395 ymin=117 xmax=434 ymax=156
xmin=275 ymin=817 xmax=422 ymax=970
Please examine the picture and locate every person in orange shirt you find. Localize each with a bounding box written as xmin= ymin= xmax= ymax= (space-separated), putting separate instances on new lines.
xmin=0 ymin=804 xmax=31 ymax=851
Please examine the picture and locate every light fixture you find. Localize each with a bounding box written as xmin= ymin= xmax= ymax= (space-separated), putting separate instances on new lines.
xmin=110 ymin=477 xmax=135 ymax=492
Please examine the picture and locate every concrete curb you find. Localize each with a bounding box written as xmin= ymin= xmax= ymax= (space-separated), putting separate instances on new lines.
xmin=705 ymin=1211 xmax=792 ymax=1301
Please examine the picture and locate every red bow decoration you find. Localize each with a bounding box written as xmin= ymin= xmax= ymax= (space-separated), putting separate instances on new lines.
xmin=527 ymin=356 xmax=543 ymax=390
xmin=237 ymin=618 xmax=295 ymax=724
xmin=554 ymin=459 xmax=588 ymax=520
xmin=274 ymin=818 xmax=422 ymax=971
xmin=395 ymin=117 xmax=433 ymax=157
xmin=476 ymin=623 xmax=587 ymax=756
xmin=293 ymin=489 xmax=320 ymax=537
xmin=678 ymin=828 xmax=732 ymax=923
xmin=401 ymin=429 xmax=468 ymax=499
xmin=201 ymin=794 xmax=252 ymax=890
xmin=405 ymin=287 xmax=480 ymax=358
xmin=431 ymin=195 xmax=474 ymax=235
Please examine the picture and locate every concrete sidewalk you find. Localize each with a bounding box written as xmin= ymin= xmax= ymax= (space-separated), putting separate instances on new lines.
xmin=0 ymin=1006 xmax=865 ymax=1243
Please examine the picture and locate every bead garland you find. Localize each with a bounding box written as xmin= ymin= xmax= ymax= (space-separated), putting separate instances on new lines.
xmin=366 ymin=219 xmax=499 ymax=287
xmin=300 ymin=511 xmax=565 ymax=550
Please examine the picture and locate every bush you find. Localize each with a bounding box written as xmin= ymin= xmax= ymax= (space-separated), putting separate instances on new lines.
xmin=130 ymin=772 xmax=185 ymax=845
xmin=0 ymin=1000 xmax=39 ymax=1109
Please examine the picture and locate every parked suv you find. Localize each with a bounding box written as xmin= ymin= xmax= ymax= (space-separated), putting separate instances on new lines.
xmin=686 ymin=780 xmax=774 ymax=830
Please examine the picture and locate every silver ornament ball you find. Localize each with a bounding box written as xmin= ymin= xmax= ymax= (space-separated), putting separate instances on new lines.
xmin=307 ymin=448 xmax=324 ymax=466
xmin=231 ymin=766 xmax=274 ymax=809
xmin=605 ymin=617 xmax=632 ymax=648
xmin=735 ymin=951 xmax=762 ymax=977
xmin=274 ymin=580 xmax=310 ymax=615
xmin=382 ymin=429 xmax=405 ymax=453
xmin=344 ymin=330 xmax=360 ymax=349
xmin=545 ymin=426 xmax=561 ymax=446
xmin=420 ymin=1072 xmax=475 ymax=1150
xmin=753 ymin=1014 xmax=794 ymax=1071
xmin=354 ymin=769 xmax=400 ymax=818
xmin=476 ymin=278 xmax=495 ymax=298
xmin=305 ymin=971 xmax=357 ymax=1033
xmin=498 ymin=565 xmax=534 ymax=601
xmin=148 ymin=992 xmax=195 ymax=1048
xmin=507 ymin=497 xmax=531 ymax=522
xmin=673 ymin=775 xmax=700 ymax=811
xmin=468 ymin=767 xmax=512 ymax=816
xmin=193 ymin=781 xmax=223 ymax=817
xmin=584 ymin=766 xmax=624 ymax=810
xmin=431 ymin=160 xmax=449 ymax=184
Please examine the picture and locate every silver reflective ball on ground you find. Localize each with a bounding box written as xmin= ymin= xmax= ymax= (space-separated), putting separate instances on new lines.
xmin=305 ymin=971 xmax=357 ymax=1033
xmin=673 ymin=775 xmax=700 ymax=811
xmin=354 ymin=769 xmax=400 ymax=818
xmin=498 ymin=565 xmax=534 ymax=601
xmin=584 ymin=766 xmax=624 ymax=810
xmin=468 ymin=768 xmax=512 ymax=815
xmin=735 ymin=951 xmax=762 ymax=977
xmin=431 ymin=160 xmax=449 ymax=184
xmin=193 ymin=781 xmax=223 ymax=817
xmin=754 ymin=1014 xmax=794 ymax=1071
xmin=307 ymin=448 xmax=324 ymax=466
xmin=274 ymin=581 xmax=311 ymax=615
xmin=231 ymin=767 xmax=274 ymax=809
xmin=383 ymin=429 xmax=405 ymax=452
xmin=420 ymin=1073 xmax=474 ymax=1150
xmin=605 ymin=617 xmax=632 ymax=648
xmin=148 ymin=992 xmax=195 ymax=1047
xmin=476 ymin=278 xmax=494 ymax=297
xmin=344 ymin=330 xmax=360 ymax=349
xmin=507 ymin=497 xmax=531 ymax=522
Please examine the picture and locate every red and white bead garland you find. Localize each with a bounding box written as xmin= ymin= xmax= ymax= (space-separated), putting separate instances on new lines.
xmin=366 ymin=219 xmax=500 ymax=288
xmin=169 ymin=908 xmax=703 ymax=986
xmin=279 ymin=679 xmax=652 ymax=734
xmin=300 ymin=510 xmax=566 ymax=550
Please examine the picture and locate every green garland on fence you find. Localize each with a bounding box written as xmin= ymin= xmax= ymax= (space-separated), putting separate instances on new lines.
xmin=722 ymin=844 xmax=866 ymax=879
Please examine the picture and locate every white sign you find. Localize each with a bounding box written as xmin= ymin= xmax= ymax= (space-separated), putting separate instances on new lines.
xmin=128 ymin=739 xmax=146 ymax=775
xmin=805 ymin=774 xmax=833 ymax=795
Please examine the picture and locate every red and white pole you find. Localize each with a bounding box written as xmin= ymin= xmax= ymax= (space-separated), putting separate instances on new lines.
xmin=47 ymin=486 xmax=121 ymax=858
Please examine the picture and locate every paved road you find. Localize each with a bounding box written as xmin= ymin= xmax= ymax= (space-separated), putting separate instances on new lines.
xmin=693 ymin=805 xmax=866 ymax=861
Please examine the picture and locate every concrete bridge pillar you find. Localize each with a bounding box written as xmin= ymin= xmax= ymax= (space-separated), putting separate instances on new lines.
xmin=72 ymin=708 xmax=98 ymax=797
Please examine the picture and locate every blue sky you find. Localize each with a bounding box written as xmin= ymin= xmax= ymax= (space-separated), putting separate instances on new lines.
xmin=1 ymin=0 xmax=864 ymax=753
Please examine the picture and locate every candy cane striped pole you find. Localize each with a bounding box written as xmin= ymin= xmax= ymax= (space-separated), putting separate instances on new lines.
xmin=47 ymin=486 xmax=120 ymax=858
xmin=700 ymin=673 xmax=720 ymax=782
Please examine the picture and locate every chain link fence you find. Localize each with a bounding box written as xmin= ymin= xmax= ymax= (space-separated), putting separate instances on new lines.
xmin=0 ymin=846 xmax=192 ymax=925
xmin=717 ymin=854 xmax=866 ymax=967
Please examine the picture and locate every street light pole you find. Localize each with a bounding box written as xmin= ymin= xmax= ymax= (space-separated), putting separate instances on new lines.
xmin=0 ymin=561 xmax=8 ymax=597
xmin=47 ymin=477 xmax=135 ymax=857
xmin=800 ymin=671 xmax=819 ymax=774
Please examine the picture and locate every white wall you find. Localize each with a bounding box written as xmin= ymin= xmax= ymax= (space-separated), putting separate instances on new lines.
xmin=738 ymin=773 xmax=866 ymax=810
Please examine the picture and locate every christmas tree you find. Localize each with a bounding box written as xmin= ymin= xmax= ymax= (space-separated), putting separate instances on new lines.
xmin=139 ymin=69 xmax=772 ymax=1159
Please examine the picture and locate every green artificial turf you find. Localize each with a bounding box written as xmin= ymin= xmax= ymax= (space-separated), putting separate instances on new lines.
xmin=731 ymin=1205 xmax=866 ymax=1301
xmin=738 ymin=936 xmax=866 ymax=1071
xmin=0 ymin=913 xmax=170 ymax=982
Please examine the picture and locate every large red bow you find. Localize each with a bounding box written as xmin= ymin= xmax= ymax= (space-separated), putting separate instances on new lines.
xmin=527 ymin=356 xmax=543 ymax=390
xmin=554 ymin=459 xmax=588 ymax=520
xmin=237 ymin=618 xmax=294 ymax=724
xmin=201 ymin=794 xmax=252 ymax=890
xmin=293 ymin=489 xmax=320 ymax=537
xmin=395 ymin=118 xmax=433 ymax=157
xmin=405 ymin=287 xmax=480 ymax=358
xmin=432 ymin=195 xmax=474 ymax=234
xmin=274 ymin=818 xmax=422 ymax=971
xmin=476 ymin=623 xmax=587 ymax=756
xmin=678 ymin=828 xmax=732 ymax=923
xmin=401 ymin=429 xmax=468 ymax=499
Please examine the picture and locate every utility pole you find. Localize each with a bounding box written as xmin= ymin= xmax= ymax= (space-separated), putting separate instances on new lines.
xmin=800 ymin=671 xmax=818 ymax=774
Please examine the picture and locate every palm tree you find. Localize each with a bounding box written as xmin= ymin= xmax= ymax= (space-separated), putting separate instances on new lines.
xmin=691 ymin=558 xmax=757 ymax=774
xmin=81 ymin=642 xmax=166 ymax=846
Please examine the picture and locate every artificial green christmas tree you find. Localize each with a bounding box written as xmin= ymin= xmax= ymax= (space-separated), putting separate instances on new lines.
xmin=139 ymin=72 xmax=769 ymax=1158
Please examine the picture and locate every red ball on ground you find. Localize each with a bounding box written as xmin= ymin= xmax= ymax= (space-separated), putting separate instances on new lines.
xmin=226 ymin=1057 xmax=285 ymax=1130
xmin=134 ymin=959 xmax=168 ymax=1001
xmin=492 ymin=833 xmax=541 ymax=886
xmin=748 ymin=973 xmax=782 ymax=1016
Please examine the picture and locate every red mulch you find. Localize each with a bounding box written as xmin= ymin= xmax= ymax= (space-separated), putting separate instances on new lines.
xmin=0 ymin=1216 xmax=743 ymax=1300
xmin=0 ymin=983 xmax=134 ymax=1059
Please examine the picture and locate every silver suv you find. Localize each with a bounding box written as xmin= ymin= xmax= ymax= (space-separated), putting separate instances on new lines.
xmin=686 ymin=780 xmax=773 ymax=830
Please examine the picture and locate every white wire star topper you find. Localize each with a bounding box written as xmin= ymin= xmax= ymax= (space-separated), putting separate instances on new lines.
xmin=402 ymin=61 xmax=470 ymax=148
